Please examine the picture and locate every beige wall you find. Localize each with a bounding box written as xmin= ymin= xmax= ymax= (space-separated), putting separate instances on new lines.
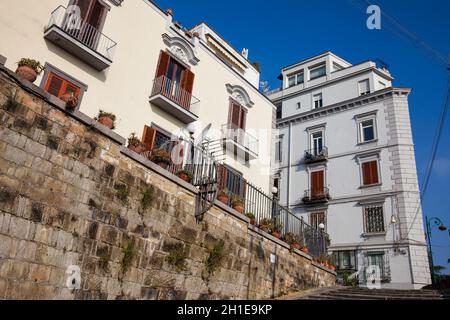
xmin=0 ymin=0 xmax=274 ymax=193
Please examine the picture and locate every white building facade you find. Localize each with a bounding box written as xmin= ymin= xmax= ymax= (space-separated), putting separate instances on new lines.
xmin=0 ymin=0 xmax=275 ymax=197
xmin=269 ymin=52 xmax=431 ymax=289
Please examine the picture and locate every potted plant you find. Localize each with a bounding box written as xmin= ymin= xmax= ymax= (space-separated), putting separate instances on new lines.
xmin=176 ymin=169 xmax=193 ymax=183
xmin=150 ymin=149 xmax=172 ymax=169
xmin=60 ymin=92 xmax=78 ymax=111
xmin=284 ymin=232 xmax=301 ymax=250
xmin=127 ymin=133 xmax=145 ymax=154
xmin=217 ymin=189 xmax=229 ymax=205
xmin=231 ymin=195 xmax=245 ymax=214
xmin=246 ymin=213 xmax=256 ymax=225
xmin=95 ymin=110 xmax=116 ymax=129
xmin=15 ymin=58 xmax=44 ymax=83
xmin=259 ymin=218 xmax=272 ymax=234
xmin=301 ymin=246 xmax=309 ymax=254
xmin=271 ymin=222 xmax=283 ymax=239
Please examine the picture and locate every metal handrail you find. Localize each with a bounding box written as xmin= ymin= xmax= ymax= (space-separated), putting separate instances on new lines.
xmin=151 ymin=75 xmax=200 ymax=113
xmin=46 ymin=6 xmax=117 ymax=61
xmin=304 ymin=147 xmax=329 ymax=159
xmin=303 ymin=188 xmax=331 ymax=201
xmin=222 ymin=123 xmax=259 ymax=156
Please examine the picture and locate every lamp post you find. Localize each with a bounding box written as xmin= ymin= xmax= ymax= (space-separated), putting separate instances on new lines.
xmin=425 ymin=217 xmax=448 ymax=284
xmin=319 ymin=223 xmax=326 ymax=255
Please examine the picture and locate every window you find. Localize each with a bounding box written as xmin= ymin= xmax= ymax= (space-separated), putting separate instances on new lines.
xmin=228 ymin=99 xmax=247 ymax=130
xmin=310 ymin=170 xmax=325 ymax=198
xmin=41 ymin=65 xmax=86 ymax=109
xmin=313 ymin=93 xmax=323 ymax=109
xmin=310 ymin=130 xmax=324 ymax=156
xmin=296 ymin=102 xmax=301 ymax=110
xmin=333 ymin=251 xmax=357 ymax=271
xmin=69 ymin=0 xmax=109 ymax=33
xmin=310 ymin=212 xmax=326 ymax=231
xmin=361 ymin=160 xmax=380 ymax=186
xmin=364 ymin=205 xmax=385 ymax=233
xmin=142 ymin=125 xmax=171 ymax=152
xmin=359 ymin=79 xmax=370 ymax=96
xmin=155 ymin=51 xmax=195 ymax=109
xmin=217 ymin=164 xmax=245 ymax=199
xmin=366 ymin=251 xmax=390 ymax=281
xmin=359 ymin=118 xmax=376 ymax=143
xmin=309 ymin=64 xmax=326 ymax=80
xmin=276 ymin=104 xmax=282 ymax=120
xmin=275 ymin=138 xmax=283 ymax=163
xmin=287 ymin=72 xmax=304 ymax=87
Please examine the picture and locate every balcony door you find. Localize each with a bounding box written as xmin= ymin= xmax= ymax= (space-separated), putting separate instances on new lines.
xmin=310 ymin=131 xmax=323 ymax=156
xmin=68 ymin=0 xmax=108 ymax=49
xmin=155 ymin=51 xmax=195 ymax=110
xmin=311 ymin=170 xmax=324 ymax=198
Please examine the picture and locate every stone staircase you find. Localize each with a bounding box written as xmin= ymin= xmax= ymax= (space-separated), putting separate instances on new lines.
xmin=299 ymin=287 xmax=449 ymax=300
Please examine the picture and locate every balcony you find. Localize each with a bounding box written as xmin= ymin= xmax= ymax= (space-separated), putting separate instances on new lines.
xmin=302 ymin=188 xmax=331 ymax=204
xmin=149 ymin=75 xmax=200 ymax=124
xmin=304 ymin=147 xmax=329 ymax=164
xmin=222 ymin=124 xmax=259 ymax=160
xmin=44 ymin=6 xmax=117 ymax=71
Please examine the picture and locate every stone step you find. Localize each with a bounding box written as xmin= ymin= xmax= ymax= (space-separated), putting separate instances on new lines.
xmin=316 ymin=292 xmax=443 ymax=300
xmin=339 ymin=289 xmax=442 ymax=297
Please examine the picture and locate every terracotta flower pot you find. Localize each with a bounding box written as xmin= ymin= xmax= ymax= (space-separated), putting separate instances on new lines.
xmin=98 ymin=116 xmax=114 ymax=129
xmin=217 ymin=195 xmax=229 ymax=205
xmin=292 ymin=243 xmax=301 ymax=250
xmin=15 ymin=66 xmax=38 ymax=83
xmin=233 ymin=204 xmax=244 ymax=214
xmin=60 ymin=93 xmax=77 ymax=110
xmin=156 ymin=161 xmax=169 ymax=170
xmin=271 ymin=231 xmax=281 ymax=239
xmin=250 ymin=218 xmax=256 ymax=226
xmin=128 ymin=144 xmax=145 ymax=155
xmin=178 ymin=173 xmax=191 ymax=183
xmin=301 ymin=247 xmax=309 ymax=254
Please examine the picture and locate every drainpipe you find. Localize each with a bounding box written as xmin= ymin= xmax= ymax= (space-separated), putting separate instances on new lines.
xmin=287 ymin=122 xmax=292 ymax=208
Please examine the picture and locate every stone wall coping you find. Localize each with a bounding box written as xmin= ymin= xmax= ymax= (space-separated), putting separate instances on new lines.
xmin=0 ymin=64 xmax=126 ymax=145
xmin=312 ymin=261 xmax=338 ymax=276
xmin=0 ymin=54 xmax=6 ymax=66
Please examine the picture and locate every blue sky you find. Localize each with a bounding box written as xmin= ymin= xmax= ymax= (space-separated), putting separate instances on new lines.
xmin=154 ymin=0 xmax=450 ymax=273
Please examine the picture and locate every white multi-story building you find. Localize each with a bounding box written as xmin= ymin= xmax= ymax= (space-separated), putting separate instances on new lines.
xmin=269 ymin=52 xmax=431 ymax=289
xmin=0 ymin=0 xmax=275 ymax=196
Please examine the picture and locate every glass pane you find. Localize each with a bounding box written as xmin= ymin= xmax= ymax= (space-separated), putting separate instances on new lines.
xmin=310 ymin=65 xmax=326 ymax=80
xmin=288 ymin=76 xmax=295 ymax=87
xmin=297 ymin=73 xmax=304 ymax=84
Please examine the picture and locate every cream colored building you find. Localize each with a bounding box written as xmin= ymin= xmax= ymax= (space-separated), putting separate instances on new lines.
xmin=0 ymin=0 xmax=275 ymax=194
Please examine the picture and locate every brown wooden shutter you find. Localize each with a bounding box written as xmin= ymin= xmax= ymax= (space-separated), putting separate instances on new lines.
xmin=240 ymin=107 xmax=247 ymax=130
xmin=311 ymin=171 xmax=324 ymax=197
xmin=142 ymin=125 xmax=157 ymax=152
xmin=45 ymin=73 xmax=64 ymax=97
xmin=362 ymin=161 xmax=379 ymax=185
xmin=217 ymin=164 xmax=228 ymax=191
xmin=156 ymin=51 xmax=170 ymax=78
xmin=182 ymin=69 xmax=195 ymax=94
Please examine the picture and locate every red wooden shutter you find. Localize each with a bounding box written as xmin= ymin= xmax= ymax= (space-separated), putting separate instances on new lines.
xmin=182 ymin=70 xmax=195 ymax=94
xmin=240 ymin=107 xmax=247 ymax=130
xmin=142 ymin=125 xmax=157 ymax=152
xmin=362 ymin=161 xmax=379 ymax=185
xmin=217 ymin=164 xmax=228 ymax=191
xmin=156 ymin=51 xmax=170 ymax=78
xmin=45 ymin=73 xmax=64 ymax=97
xmin=311 ymin=171 xmax=324 ymax=197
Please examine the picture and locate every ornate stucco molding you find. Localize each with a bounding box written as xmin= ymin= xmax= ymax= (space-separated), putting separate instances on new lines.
xmin=226 ymin=84 xmax=254 ymax=108
xmin=162 ymin=34 xmax=200 ymax=66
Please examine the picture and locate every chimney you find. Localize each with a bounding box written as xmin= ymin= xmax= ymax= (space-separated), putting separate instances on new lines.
xmin=241 ymin=48 xmax=249 ymax=59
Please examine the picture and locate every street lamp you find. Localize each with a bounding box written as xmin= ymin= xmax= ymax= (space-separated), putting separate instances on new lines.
xmin=426 ymin=217 xmax=448 ymax=284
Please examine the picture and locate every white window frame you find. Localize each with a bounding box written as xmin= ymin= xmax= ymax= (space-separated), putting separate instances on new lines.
xmin=309 ymin=129 xmax=325 ymax=155
xmin=309 ymin=63 xmax=327 ymax=81
xmin=356 ymin=113 xmax=378 ymax=144
xmin=358 ymin=79 xmax=371 ymax=96
xmin=296 ymin=102 xmax=302 ymax=110
xmin=287 ymin=72 xmax=304 ymax=88
xmin=313 ymin=93 xmax=323 ymax=109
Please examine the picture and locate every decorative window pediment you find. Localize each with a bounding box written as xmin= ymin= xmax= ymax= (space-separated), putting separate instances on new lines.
xmin=226 ymin=84 xmax=254 ymax=108
xmin=162 ymin=34 xmax=199 ymax=66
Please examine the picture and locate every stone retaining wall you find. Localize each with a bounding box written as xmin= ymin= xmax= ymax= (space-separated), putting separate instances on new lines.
xmin=0 ymin=65 xmax=335 ymax=300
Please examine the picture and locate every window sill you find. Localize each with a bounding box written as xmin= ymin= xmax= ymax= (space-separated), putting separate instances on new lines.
xmin=362 ymin=232 xmax=386 ymax=238
xmin=357 ymin=139 xmax=378 ymax=146
xmin=359 ymin=183 xmax=382 ymax=189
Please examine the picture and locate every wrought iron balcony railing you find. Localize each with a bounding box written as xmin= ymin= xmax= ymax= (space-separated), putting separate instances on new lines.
xmin=302 ymin=188 xmax=331 ymax=204
xmin=222 ymin=124 xmax=259 ymax=159
xmin=304 ymin=147 xmax=329 ymax=164
xmin=45 ymin=6 xmax=117 ymax=69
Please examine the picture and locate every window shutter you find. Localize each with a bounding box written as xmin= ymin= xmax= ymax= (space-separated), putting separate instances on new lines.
xmin=363 ymin=161 xmax=379 ymax=185
xmin=182 ymin=69 xmax=195 ymax=94
xmin=370 ymin=161 xmax=379 ymax=184
xmin=311 ymin=171 xmax=324 ymax=196
xmin=45 ymin=73 xmax=64 ymax=97
xmin=240 ymin=107 xmax=247 ymax=130
xmin=156 ymin=51 xmax=170 ymax=78
xmin=217 ymin=164 xmax=228 ymax=191
xmin=142 ymin=125 xmax=157 ymax=152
